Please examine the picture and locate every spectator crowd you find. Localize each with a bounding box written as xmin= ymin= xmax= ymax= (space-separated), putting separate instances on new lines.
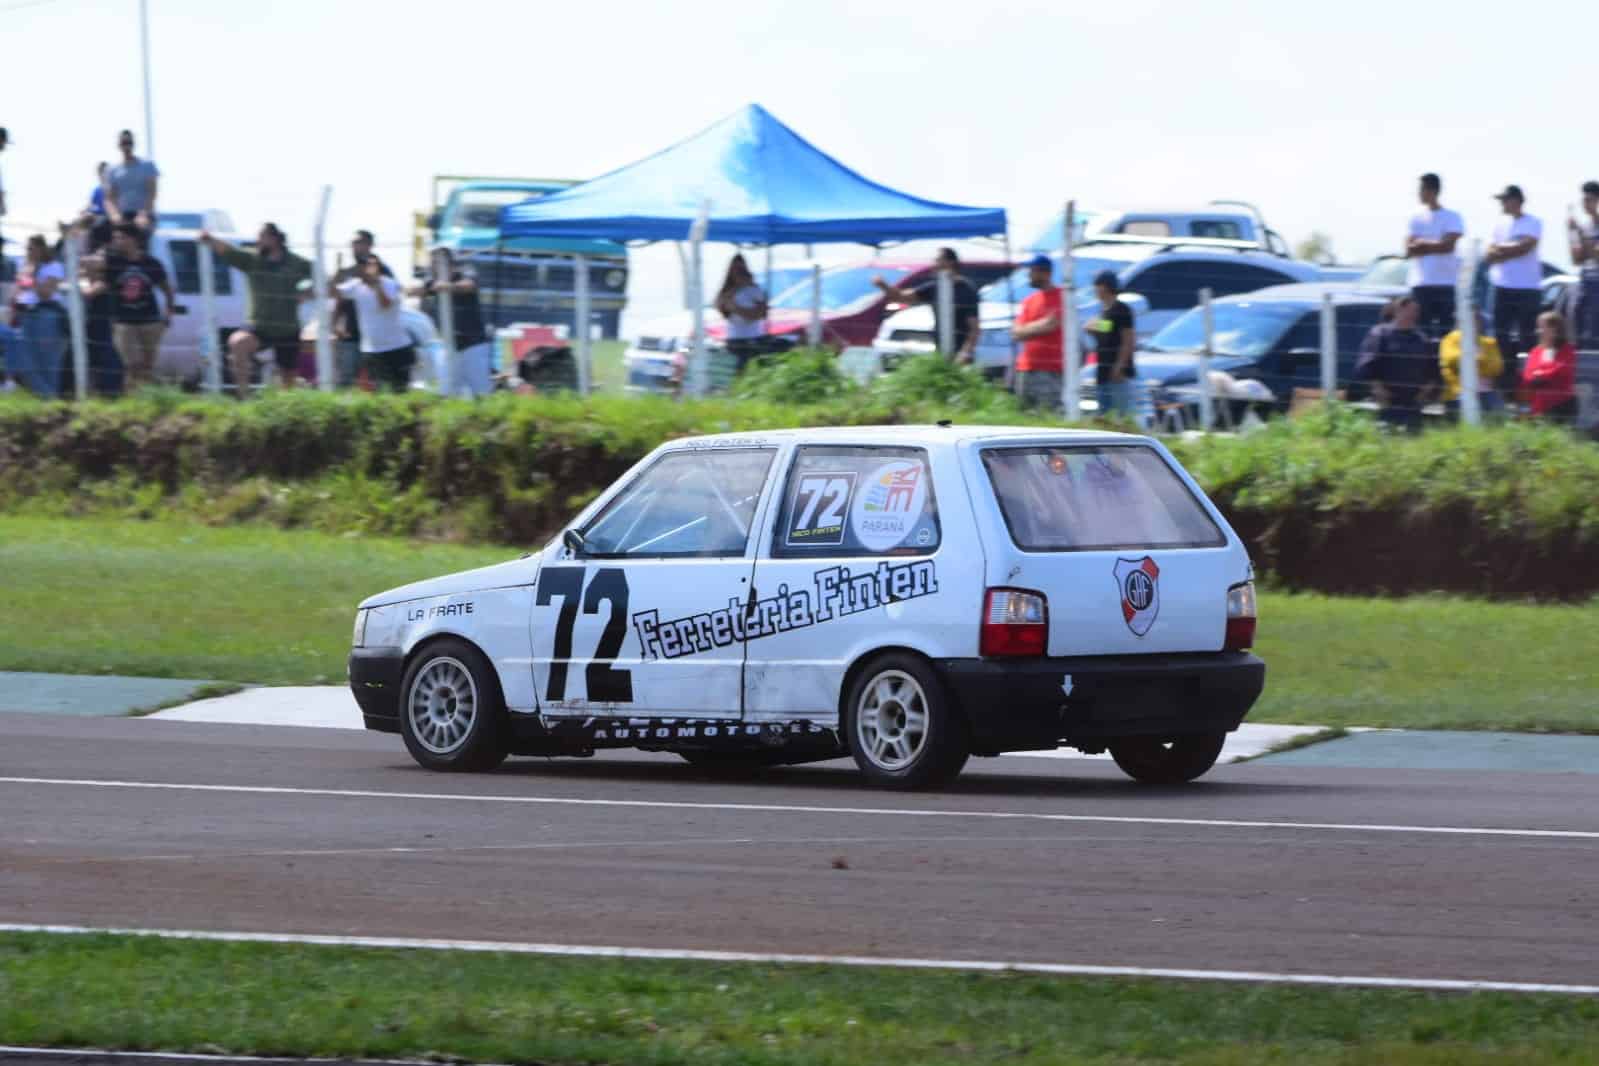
xmin=1354 ymin=173 xmax=1594 ymax=429
xmin=0 ymin=129 xmax=1594 ymax=430
xmin=0 ymin=128 xmax=503 ymax=400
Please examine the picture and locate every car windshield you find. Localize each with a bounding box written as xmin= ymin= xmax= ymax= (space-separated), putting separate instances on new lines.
xmin=456 ymin=189 xmax=549 ymax=229
xmin=770 ymin=267 xmax=910 ymax=312
xmin=1358 ymin=257 xmax=1408 ymax=287
xmin=978 ymin=257 xmax=1128 ymax=304
xmin=1142 ymin=302 xmax=1305 ymax=356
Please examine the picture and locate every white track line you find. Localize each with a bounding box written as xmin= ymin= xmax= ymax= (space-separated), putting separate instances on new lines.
xmin=0 ymin=1046 xmax=446 ymax=1065
xmin=2 ymin=775 xmax=1596 ymax=841
xmin=1 ymin=923 xmax=1595 ymax=996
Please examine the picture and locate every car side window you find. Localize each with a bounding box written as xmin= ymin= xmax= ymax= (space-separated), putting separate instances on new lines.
xmin=1126 ymin=262 xmax=1211 ymax=311
xmin=772 ymin=445 xmax=940 ymax=558
xmin=1118 ymin=221 xmax=1171 ymax=237
xmin=1130 ymin=262 xmax=1293 ymax=312
xmin=580 ymin=448 xmax=775 ymax=559
xmin=166 ymin=239 xmax=233 ymax=296
xmin=1206 ymin=263 xmax=1294 ymax=298
xmin=1190 ymin=220 xmax=1245 ymax=240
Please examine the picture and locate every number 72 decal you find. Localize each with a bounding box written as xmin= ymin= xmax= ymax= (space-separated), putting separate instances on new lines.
xmin=785 ymin=471 xmax=856 ymax=546
xmin=534 ymin=566 xmax=634 ymax=703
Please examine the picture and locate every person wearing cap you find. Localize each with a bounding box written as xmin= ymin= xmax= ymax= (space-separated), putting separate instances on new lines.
xmin=1569 ymin=181 xmax=1599 ymax=349
xmin=1009 ymin=254 xmax=1063 ymax=411
xmin=1483 ymin=184 xmax=1543 ymax=397
xmin=1404 ymin=173 xmax=1464 ymax=339
xmin=1088 ymin=269 xmax=1136 ymax=417
xmin=200 ymin=223 xmax=313 ymax=395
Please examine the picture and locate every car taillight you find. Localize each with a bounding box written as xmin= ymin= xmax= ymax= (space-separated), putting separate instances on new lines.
xmin=981 ymin=588 xmax=1048 ymax=657
xmin=1225 ymin=581 xmax=1257 ymax=650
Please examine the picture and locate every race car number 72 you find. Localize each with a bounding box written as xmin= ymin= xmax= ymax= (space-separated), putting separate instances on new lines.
xmin=786 ymin=472 xmax=856 ymax=545
xmin=535 ymin=566 xmax=634 ymax=703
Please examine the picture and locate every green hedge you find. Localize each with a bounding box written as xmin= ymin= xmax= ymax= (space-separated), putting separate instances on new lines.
xmin=2 ymin=385 xmax=1597 ymax=600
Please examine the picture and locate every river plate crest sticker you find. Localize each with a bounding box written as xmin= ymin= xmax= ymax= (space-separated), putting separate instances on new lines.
xmin=1114 ymin=556 xmax=1160 ymax=636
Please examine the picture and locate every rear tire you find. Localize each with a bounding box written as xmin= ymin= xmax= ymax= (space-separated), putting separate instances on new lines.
xmin=399 ymin=638 xmax=509 ymax=772
xmin=1109 ymin=733 xmax=1226 ymax=784
xmin=844 ymin=653 xmax=968 ymax=790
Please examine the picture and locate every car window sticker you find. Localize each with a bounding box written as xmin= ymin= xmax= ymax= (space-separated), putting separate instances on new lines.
xmin=785 ymin=471 xmax=857 ymax=546
xmin=851 ymin=458 xmax=929 ymax=553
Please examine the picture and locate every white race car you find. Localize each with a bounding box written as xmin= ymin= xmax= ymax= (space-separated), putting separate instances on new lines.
xmin=349 ymin=425 xmax=1264 ymax=789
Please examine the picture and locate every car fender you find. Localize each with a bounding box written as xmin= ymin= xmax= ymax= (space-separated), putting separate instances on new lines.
xmin=366 ymin=584 xmax=539 ymax=714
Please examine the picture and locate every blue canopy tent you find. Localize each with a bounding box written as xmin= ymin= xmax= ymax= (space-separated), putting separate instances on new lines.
xmin=498 ymin=103 xmax=1007 ymax=391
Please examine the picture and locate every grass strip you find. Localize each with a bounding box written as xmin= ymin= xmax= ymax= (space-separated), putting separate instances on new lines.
xmin=1 ymin=515 xmax=1595 ymax=732
xmin=3 ymin=932 xmax=1599 ymax=1065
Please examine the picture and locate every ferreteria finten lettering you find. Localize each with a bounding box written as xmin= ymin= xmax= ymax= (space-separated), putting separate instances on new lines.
xmin=631 ymin=560 xmax=938 ymax=661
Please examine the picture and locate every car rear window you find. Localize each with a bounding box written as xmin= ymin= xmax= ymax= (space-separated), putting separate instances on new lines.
xmin=981 ymin=446 xmax=1225 ymax=552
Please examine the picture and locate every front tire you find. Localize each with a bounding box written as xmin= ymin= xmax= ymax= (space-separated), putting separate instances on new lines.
xmin=1109 ymin=733 xmax=1226 ymax=784
xmin=399 ymin=639 xmax=508 ymax=772
xmin=844 ymin=654 xmax=968 ymax=790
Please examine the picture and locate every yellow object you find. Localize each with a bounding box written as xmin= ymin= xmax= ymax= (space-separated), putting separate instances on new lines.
xmin=1438 ymin=331 xmax=1504 ymax=401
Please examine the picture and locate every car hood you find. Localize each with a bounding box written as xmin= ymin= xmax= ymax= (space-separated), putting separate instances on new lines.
xmin=361 ymin=557 xmax=535 ymax=609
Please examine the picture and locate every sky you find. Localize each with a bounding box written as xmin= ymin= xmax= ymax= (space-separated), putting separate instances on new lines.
xmin=2 ymin=0 xmax=1595 ymax=329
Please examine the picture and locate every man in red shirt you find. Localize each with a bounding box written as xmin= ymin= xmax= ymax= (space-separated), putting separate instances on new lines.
xmin=1010 ymin=255 xmax=1063 ymax=411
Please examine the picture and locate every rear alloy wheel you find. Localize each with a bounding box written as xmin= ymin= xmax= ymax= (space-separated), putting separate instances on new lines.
xmin=399 ymin=638 xmax=508 ymax=772
xmin=1109 ymin=733 xmax=1227 ymax=784
xmin=845 ymin=654 xmax=968 ymax=790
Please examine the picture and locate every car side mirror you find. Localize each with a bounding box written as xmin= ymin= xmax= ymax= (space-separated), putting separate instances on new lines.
xmin=426 ymin=211 xmax=442 ymax=231
xmin=562 ymin=529 xmax=586 ymax=556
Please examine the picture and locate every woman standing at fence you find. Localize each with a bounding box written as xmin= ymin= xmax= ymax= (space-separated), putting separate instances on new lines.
xmin=715 ymin=254 xmax=767 ymax=375
xmin=1520 ymin=311 xmax=1577 ymax=421
xmin=8 ymin=235 xmax=69 ymax=397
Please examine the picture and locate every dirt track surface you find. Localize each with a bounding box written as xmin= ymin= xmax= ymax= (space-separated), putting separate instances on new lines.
xmin=4 ymin=712 xmax=1599 ymax=986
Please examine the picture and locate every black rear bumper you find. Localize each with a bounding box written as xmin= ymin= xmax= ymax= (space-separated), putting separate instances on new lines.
xmin=935 ymin=652 xmax=1265 ymax=754
xmin=348 ymin=647 xmax=405 ymax=734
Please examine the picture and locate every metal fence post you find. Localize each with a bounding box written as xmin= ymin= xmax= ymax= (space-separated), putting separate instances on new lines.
xmin=573 ymin=252 xmax=591 ymax=395
xmin=311 ymin=185 xmax=335 ymax=391
xmin=1060 ymin=199 xmax=1081 ymax=421
xmin=198 ymin=237 xmax=221 ymax=393
xmin=63 ymin=236 xmax=88 ymax=400
xmin=807 ymin=262 xmax=823 ymax=348
xmin=1457 ymin=239 xmax=1482 ymax=426
xmin=687 ymin=200 xmax=709 ymax=396
xmin=1319 ymin=290 xmax=1337 ymax=402
xmin=1198 ymin=286 xmax=1214 ymax=432
xmin=430 ymin=247 xmax=458 ymax=395
xmin=935 ymin=269 xmax=954 ymax=357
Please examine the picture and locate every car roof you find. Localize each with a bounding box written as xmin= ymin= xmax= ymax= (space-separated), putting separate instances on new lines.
xmin=1213 ymin=282 xmax=1396 ymax=307
xmin=661 ymin=424 xmax=1148 ymax=450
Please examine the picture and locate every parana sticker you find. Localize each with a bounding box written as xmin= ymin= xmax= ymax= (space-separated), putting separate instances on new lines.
xmin=851 ymin=459 xmax=928 ymax=552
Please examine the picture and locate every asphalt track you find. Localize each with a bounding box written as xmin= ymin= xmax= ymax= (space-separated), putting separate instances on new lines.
xmin=4 ymin=712 xmax=1599 ymax=989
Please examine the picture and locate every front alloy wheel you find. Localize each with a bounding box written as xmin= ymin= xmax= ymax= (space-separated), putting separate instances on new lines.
xmin=399 ymin=638 xmax=508 ymax=772
xmin=845 ymin=654 xmax=968 ymax=790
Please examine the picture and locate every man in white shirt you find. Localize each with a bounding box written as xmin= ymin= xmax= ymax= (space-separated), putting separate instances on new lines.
xmin=1404 ymin=172 xmax=1464 ymax=340
xmin=1484 ymin=184 xmax=1543 ymax=395
xmin=331 ymin=258 xmax=413 ymax=392
xmin=1569 ymin=180 xmax=1599 ymax=349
